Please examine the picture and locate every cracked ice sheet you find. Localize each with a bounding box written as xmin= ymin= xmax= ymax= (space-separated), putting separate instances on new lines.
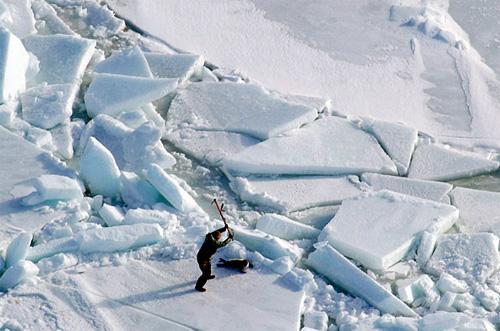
xmin=229 ymin=175 xmax=363 ymax=213
xmin=224 ymin=116 xmax=397 ymax=176
xmin=166 ymin=128 xmax=260 ymax=167
xmin=319 ymin=190 xmax=458 ymax=270
xmin=0 ymin=127 xmax=76 ymax=247
xmin=166 ymin=82 xmax=318 ymax=140
xmin=64 ymin=259 xmax=304 ymax=331
xmin=450 ymin=187 xmax=500 ymax=234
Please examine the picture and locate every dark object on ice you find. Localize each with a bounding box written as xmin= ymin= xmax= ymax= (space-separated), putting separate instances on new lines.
xmin=195 ymin=226 xmax=234 ymax=292
xmin=217 ymin=258 xmax=253 ymax=273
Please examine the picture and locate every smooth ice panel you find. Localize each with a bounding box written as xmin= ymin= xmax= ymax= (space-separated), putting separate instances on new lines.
xmin=167 ymin=82 xmax=318 ymax=140
xmin=306 ymin=243 xmax=417 ymax=317
xmin=319 ymin=190 xmax=458 ymax=270
xmin=224 ymin=116 xmax=397 ymax=176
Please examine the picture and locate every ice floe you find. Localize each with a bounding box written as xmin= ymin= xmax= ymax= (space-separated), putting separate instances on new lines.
xmin=167 ymin=82 xmax=318 ymax=140
xmin=426 ymin=233 xmax=500 ymax=284
xmin=143 ymin=163 xmax=206 ymax=216
xmin=407 ymin=143 xmax=500 ymax=181
xmin=79 ymin=114 xmax=175 ymax=173
xmin=230 ymin=175 xmax=363 ymax=213
xmin=0 ymin=28 xmax=30 ymax=103
xmin=144 ymin=52 xmax=204 ymax=83
xmin=256 ymin=214 xmax=320 ymax=240
xmin=98 ymin=203 xmax=124 ymax=227
xmin=306 ymin=242 xmax=418 ymax=317
xmin=84 ymin=73 xmax=177 ymax=118
xmin=449 ymin=187 xmax=500 ymax=234
xmin=167 ymin=128 xmax=260 ymax=166
xmin=22 ymin=34 xmax=96 ymax=85
xmin=362 ymin=119 xmax=418 ymax=175
xmin=94 ymin=46 xmax=153 ymax=77
xmin=20 ymin=174 xmax=82 ymax=206
xmin=0 ymin=260 xmax=39 ymax=292
xmin=79 ymin=137 xmax=121 ymax=198
xmin=5 ymin=232 xmax=32 ymax=268
xmin=224 ymin=116 xmax=397 ymax=176
xmin=361 ymin=173 xmax=453 ymax=202
xmin=20 ymin=83 xmax=77 ymax=129
xmin=232 ymin=226 xmax=304 ymax=263
xmin=319 ymin=190 xmax=458 ymax=270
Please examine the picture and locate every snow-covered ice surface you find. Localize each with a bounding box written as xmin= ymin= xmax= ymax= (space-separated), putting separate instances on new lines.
xmin=2 ymin=0 xmax=500 ymax=330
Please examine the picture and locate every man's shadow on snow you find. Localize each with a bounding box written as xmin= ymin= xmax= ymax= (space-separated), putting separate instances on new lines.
xmin=105 ymin=280 xmax=198 ymax=306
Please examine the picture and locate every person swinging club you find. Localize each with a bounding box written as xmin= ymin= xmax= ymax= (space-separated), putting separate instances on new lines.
xmin=195 ymin=199 xmax=234 ymax=292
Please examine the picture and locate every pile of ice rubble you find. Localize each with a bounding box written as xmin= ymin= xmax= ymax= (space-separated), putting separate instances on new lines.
xmin=1 ymin=0 xmax=500 ymax=330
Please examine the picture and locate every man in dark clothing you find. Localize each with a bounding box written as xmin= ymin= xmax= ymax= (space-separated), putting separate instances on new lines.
xmin=195 ymin=226 xmax=233 ymax=292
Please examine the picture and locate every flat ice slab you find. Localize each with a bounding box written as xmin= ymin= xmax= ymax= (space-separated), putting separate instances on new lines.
xmin=363 ymin=119 xmax=418 ymax=175
xmin=144 ymin=52 xmax=204 ymax=83
xmin=224 ymin=116 xmax=397 ymax=176
xmin=407 ymin=144 xmax=500 ymax=181
xmin=84 ymin=73 xmax=178 ymax=118
xmin=426 ymin=233 xmax=500 ymax=284
xmin=230 ymin=175 xmax=363 ymax=212
xmin=419 ymin=312 xmax=495 ymax=331
xmin=167 ymin=82 xmax=318 ymax=140
xmin=449 ymin=187 xmax=500 ymax=233
xmin=21 ymin=174 xmax=83 ymax=206
xmin=167 ymin=128 xmax=259 ymax=166
xmin=22 ymin=34 xmax=96 ymax=85
xmin=69 ymin=259 xmax=304 ymax=331
xmin=319 ymin=190 xmax=458 ymax=270
xmin=0 ymin=28 xmax=29 ymax=103
xmin=256 ymin=214 xmax=320 ymax=240
xmin=21 ymin=84 xmax=77 ymax=129
xmin=306 ymin=242 xmax=417 ymax=317
xmin=233 ymin=226 xmax=304 ymax=262
xmin=361 ymin=173 xmax=453 ymax=202
xmin=94 ymin=46 xmax=153 ymax=77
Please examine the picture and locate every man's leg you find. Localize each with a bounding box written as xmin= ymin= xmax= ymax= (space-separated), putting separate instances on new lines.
xmin=195 ymin=260 xmax=212 ymax=291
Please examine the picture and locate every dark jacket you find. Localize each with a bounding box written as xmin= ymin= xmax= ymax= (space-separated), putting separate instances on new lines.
xmin=197 ymin=227 xmax=232 ymax=262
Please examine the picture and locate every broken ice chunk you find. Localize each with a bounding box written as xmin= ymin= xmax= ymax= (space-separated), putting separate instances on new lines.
xmin=1 ymin=0 xmax=35 ymax=38
xmin=449 ymin=187 xmax=500 ymax=234
xmin=229 ymin=175 xmax=363 ymax=213
xmin=361 ymin=173 xmax=452 ymax=202
xmin=396 ymin=275 xmax=439 ymax=307
xmin=120 ymin=171 xmax=162 ymax=208
xmin=319 ymin=190 xmax=458 ymax=270
xmin=167 ymin=82 xmax=318 ymax=140
xmin=426 ymin=233 xmax=500 ymax=284
xmin=31 ymin=0 xmax=75 ymax=36
xmin=419 ymin=312 xmax=495 ymax=331
xmin=77 ymin=223 xmax=164 ymax=254
xmin=143 ymin=163 xmax=206 ymax=216
xmin=79 ymin=137 xmax=121 ymax=198
xmin=84 ymin=73 xmax=177 ymax=118
xmin=79 ymin=115 xmax=175 ymax=173
xmin=50 ymin=124 xmax=74 ymax=159
xmin=98 ymin=203 xmax=124 ymax=227
xmin=167 ymin=129 xmax=260 ymax=166
xmin=23 ymin=34 xmax=96 ymax=85
xmin=416 ymin=231 xmax=438 ymax=267
xmin=5 ymin=232 xmax=32 ymax=268
xmin=232 ymin=226 xmax=304 ymax=263
xmin=407 ymin=144 xmax=499 ymax=181
xmin=362 ymin=119 xmax=418 ymax=175
xmin=306 ymin=242 xmax=418 ymax=317
xmin=21 ymin=84 xmax=77 ymax=129
xmin=0 ymin=260 xmax=39 ymax=292
xmin=144 ymin=52 xmax=204 ymax=83
xmin=0 ymin=27 xmax=30 ymax=102
xmin=21 ymin=174 xmax=83 ymax=206
xmin=256 ymin=214 xmax=320 ymax=240
xmin=224 ymin=116 xmax=397 ymax=176
xmin=95 ymin=46 xmax=153 ymax=77
xmin=123 ymin=208 xmax=178 ymax=230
